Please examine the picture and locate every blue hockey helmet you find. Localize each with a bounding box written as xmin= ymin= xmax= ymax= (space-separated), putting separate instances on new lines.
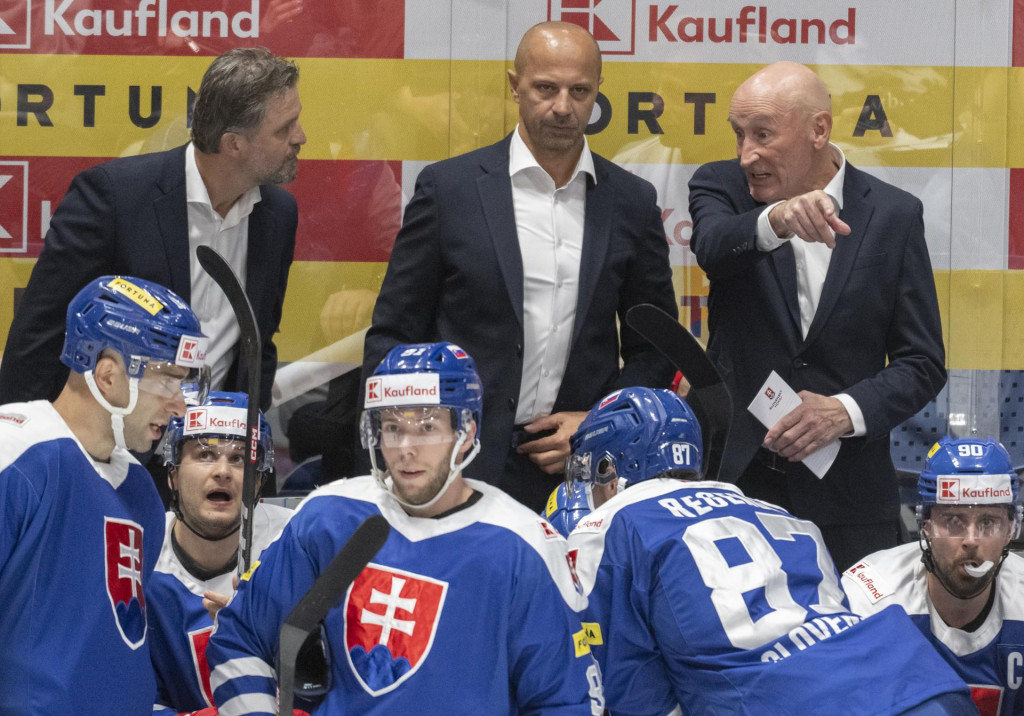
xmin=566 ymin=387 xmax=702 ymax=487
xmin=164 ymin=391 xmax=274 ymax=473
xmin=360 ymin=342 xmax=483 ymax=509
xmin=61 ymin=275 xmax=209 ymax=381
xmin=544 ymin=481 xmax=595 ymax=538
xmin=918 ymin=436 xmax=1021 ymax=530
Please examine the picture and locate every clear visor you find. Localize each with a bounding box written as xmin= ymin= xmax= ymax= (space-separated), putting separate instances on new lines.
xmin=376 ymin=406 xmax=456 ymax=448
xmin=922 ymin=505 xmax=1015 ymax=540
xmin=565 ymin=451 xmax=616 ymax=486
xmin=137 ymin=361 xmax=211 ymax=404
xmin=177 ymin=437 xmax=247 ymax=469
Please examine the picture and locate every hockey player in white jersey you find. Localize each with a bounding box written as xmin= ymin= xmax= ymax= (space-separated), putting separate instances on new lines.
xmin=567 ymin=386 xmax=974 ymax=716
xmin=207 ymin=342 xmax=604 ymax=715
xmin=843 ymin=436 xmax=1024 ymax=716
xmin=0 ymin=275 xmax=209 ymax=715
xmin=150 ymin=391 xmax=293 ymax=715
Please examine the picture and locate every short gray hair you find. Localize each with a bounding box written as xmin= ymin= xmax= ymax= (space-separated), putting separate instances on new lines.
xmin=191 ymin=47 xmax=299 ymax=154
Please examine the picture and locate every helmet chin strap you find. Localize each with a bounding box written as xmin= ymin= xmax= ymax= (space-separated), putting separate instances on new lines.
xmin=84 ymin=370 xmax=139 ymax=452
xmin=371 ymin=431 xmax=481 ymax=512
xmin=918 ymin=531 xmax=1005 ymax=601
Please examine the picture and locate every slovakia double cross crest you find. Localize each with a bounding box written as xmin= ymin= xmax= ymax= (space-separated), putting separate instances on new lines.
xmin=345 ymin=564 xmax=448 ymax=694
xmin=104 ymin=517 xmax=147 ymax=649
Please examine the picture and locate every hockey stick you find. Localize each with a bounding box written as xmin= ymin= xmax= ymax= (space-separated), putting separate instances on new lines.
xmin=195 ymin=245 xmax=262 ymax=574
xmin=625 ymin=304 xmax=733 ymax=482
xmin=278 ymin=514 xmax=390 ymax=715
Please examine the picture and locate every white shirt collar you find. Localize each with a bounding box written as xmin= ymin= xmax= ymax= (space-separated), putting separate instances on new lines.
xmin=185 ymin=143 xmax=262 ymax=229
xmin=508 ymin=125 xmax=596 ymax=187
xmin=823 ymin=142 xmax=846 ymax=211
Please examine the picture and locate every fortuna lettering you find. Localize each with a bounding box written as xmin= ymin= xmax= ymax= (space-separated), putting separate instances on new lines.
xmin=45 ymin=0 xmax=260 ymax=39
xmin=383 ymin=385 xmax=438 ymax=400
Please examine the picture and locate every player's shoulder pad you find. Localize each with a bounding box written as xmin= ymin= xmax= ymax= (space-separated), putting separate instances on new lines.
xmin=465 ymin=479 xmax=587 ymax=610
xmin=842 ymin=542 xmax=921 ymax=613
xmin=0 ymin=401 xmax=71 ymax=469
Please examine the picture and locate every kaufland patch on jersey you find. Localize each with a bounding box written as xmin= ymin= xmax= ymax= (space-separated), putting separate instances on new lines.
xmin=344 ymin=563 xmax=448 ymax=696
xmin=104 ymin=516 xmax=147 ymax=650
xmin=843 ymin=561 xmax=891 ymax=604
xmin=935 ymin=474 xmax=1014 ymax=504
xmin=364 ymin=373 xmax=441 ymax=408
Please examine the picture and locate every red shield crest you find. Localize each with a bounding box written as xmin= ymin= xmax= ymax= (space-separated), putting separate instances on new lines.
xmin=344 ymin=564 xmax=448 ymax=695
xmin=103 ymin=517 xmax=147 ymax=649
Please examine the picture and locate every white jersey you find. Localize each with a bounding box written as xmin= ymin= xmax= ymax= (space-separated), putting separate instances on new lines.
xmin=150 ymin=503 xmax=293 ymax=714
xmin=843 ymin=543 xmax=1024 ymax=716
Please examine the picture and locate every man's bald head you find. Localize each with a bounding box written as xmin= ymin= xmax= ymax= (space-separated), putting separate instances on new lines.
xmin=732 ymin=61 xmax=831 ymax=123
xmin=514 ymin=21 xmax=602 ymax=79
xmin=728 ymin=62 xmax=837 ymax=202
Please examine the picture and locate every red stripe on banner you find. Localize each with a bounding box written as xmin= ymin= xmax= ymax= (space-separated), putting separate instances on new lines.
xmin=0 ymin=156 xmax=402 ymax=262
xmin=1009 ymin=168 xmax=1024 ymax=269
xmin=1015 ymin=0 xmax=1024 ymax=67
xmin=0 ymin=0 xmax=404 ymax=58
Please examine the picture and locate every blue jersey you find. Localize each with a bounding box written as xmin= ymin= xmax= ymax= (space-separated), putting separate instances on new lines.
xmin=844 ymin=543 xmax=1024 ymax=716
xmin=0 ymin=401 xmax=165 ymax=715
xmin=150 ymin=504 xmax=293 ymax=714
xmin=568 ymin=479 xmax=970 ymax=716
xmin=207 ymin=477 xmax=603 ymax=715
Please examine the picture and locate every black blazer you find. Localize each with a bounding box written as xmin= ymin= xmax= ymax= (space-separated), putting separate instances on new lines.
xmin=363 ymin=135 xmax=677 ymax=495
xmin=0 ymin=145 xmax=296 ymax=410
xmin=689 ymin=159 xmax=946 ymax=524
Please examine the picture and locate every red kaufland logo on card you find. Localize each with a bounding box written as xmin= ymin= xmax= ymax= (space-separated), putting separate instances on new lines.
xmin=765 ymin=387 xmax=775 ymax=399
xmin=549 ymin=0 xmax=636 ymax=55
xmin=345 ymin=564 xmax=448 ymax=696
xmin=0 ymin=162 xmax=29 ymax=254
xmin=0 ymin=0 xmax=31 ymax=49
xmin=104 ymin=517 xmax=147 ymax=649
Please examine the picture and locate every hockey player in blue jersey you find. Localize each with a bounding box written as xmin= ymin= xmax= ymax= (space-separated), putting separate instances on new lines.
xmin=150 ymin=392 xmax=293 ymax=715
xmin=843 ymin=436 xmax=1024 ymax=716
xmin=207 ymin=342 xmax=604 ymax=715
xmin=0 ymin=275 xmax=209 ymax=715
xmin=566 ymin=386 xmax=974 ymax=716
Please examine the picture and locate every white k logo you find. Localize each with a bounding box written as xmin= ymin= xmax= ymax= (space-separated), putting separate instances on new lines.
xmin=0 ymin=175 xmax=12 ymax=239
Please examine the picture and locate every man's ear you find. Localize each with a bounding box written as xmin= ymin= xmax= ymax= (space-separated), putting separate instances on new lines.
xmin=457 ymin=419 xmax=478 ymax=460
xmin=93 ymin=353 xmax=127 ymax=406
xmin=507 ymin=70 xmax=520 ymax=102
xmin=167 ymin=466 xmax=177 ymax=492
xmin=811 ymin=110 xmax=832 ymax=149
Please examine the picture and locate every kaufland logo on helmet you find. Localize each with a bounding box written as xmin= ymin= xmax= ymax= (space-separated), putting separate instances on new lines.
xmin=176 ymin=335 xmax=207 ymax=368
xmin=185 ymin=408 xmax=207 ymax=432
xmin=550 ymin=0 xmax=636 ymax=55
xmin=42 ymin=0 xmax=261 ymax=39
xmin=366 ymin=373 xmax=441 ymax=408
xmin=183 ymin=405 xmax=248 ymax=437
xmin=936 ymin=474 xmax=1014 ymax=504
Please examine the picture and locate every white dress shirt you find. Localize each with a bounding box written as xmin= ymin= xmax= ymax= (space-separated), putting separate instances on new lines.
xmin=508 ymin=127 xmax=595 ymax=424
xmin=185 ymin=143 xmax=261 ymax=390
xmin=755 ymin=143 xmax=865 ymax=436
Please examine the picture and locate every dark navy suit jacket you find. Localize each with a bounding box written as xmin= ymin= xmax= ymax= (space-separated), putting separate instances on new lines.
xmin=689 ymin=159 xmax=946 ymax=525
xmin=363 ymin=135 xmax=677 ymax=506
xmin=0 ymin=145 xmax=296 ymax=410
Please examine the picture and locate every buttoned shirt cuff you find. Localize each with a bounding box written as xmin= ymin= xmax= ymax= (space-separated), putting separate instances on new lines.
xmin=756 ymin=201 xmax=791 ymax=252
xmin=833 ymin=393 xmax=865 ymax=437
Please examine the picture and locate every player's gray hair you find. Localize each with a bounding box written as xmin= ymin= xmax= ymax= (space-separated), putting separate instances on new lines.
xmin=191 ymin=47 xmax=299 ymax=154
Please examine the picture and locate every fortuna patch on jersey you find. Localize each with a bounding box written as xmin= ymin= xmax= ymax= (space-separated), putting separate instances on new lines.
xmin=344 ymin=563 xmax=448 ymax=696
xmin=843 ymin=560 xmax=892 ymax=604
xmin=103 ymin=517 xmax=147 ymax=649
